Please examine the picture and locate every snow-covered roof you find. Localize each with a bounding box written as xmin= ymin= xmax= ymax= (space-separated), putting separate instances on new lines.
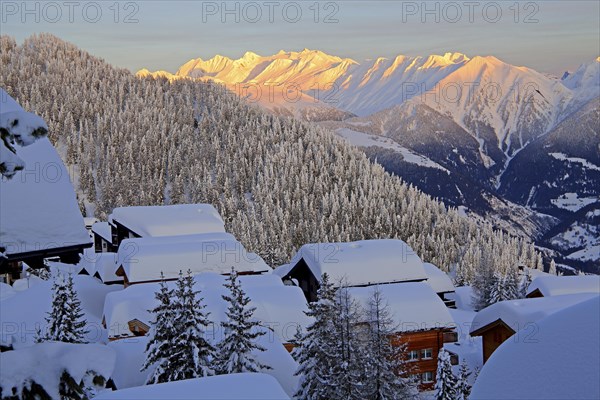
xmin=526 ymin=275 xmax=600 ymax=297
xmin=277 ymin=239 xmax=427 ymax=287
xmin=115 ymin=234 xmax=269 ymax=283
xmin=91 ymin=252 xmax=121 ymax=283
xmin=0 ymin=138 xmax=91 ymax=257
xmin=470 ymin=296 xmax=600 ymax=399
xmin=95 ymin=373 xmax=290 ymax=400
xmin=348 ymin=282 xmax=455 ymax=332
xmin=0 ymin=343 xmax=116 ymax=400
xmin=109 ymin=204 xmax=226 ymax=237
xmin=423 ymin=263 xmax=455 ymax=293
xmin=0 ymin=88 xmax=48 ymax=178
xmin=103 ymin=272 xmax=311 ymax=342
xmin=92 ymin=222 xmax=113 ymax=242
xmin=470 ymin=293 xmax=598 ymax=335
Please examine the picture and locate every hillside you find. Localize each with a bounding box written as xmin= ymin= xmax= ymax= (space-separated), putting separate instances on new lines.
xmin=0 ymin=34 xmax=542 ymax=278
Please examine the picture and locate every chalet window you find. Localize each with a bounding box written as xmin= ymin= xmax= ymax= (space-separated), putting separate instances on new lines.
xmin=422 ymin=371 xmax=434 ymax=383
xmin=408 ymin=350 xmax=419 ymax=361
xmin=421 ymin=348 xmax=433 ymax=359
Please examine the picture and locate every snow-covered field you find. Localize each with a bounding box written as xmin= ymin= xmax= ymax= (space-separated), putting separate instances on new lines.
xmin=550 ymin=192 xmax=599 ymax=212
xmin=336 ymin=128 xmax=449 ymax=172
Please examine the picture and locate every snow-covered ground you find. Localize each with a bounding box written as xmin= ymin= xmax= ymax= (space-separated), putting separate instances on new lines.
xmin=550 ymin=192 xmax=599 ymax=212
xmin=336 ymin=128 xmax=449 ymax=172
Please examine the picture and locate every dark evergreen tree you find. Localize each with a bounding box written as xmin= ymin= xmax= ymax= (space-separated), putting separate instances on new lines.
xmin=434 ymin=349 xmax=457 ymax=400
xmin=169 ymin=270 xmax=216 ymax=380
xmin=294 ymin=273 xmax=339 ymax=400
xmin=216 ymin=268 xmax=271 ymax=374
xmin=40 ymin=273 xmax=88 ymax=343
xmin=141 ymin=274 xmax=176 ymax=384
xmin=454 ymin=358 xmax=472 ymax=400
xmin=364 ymin=288 xmax=418 ymax=400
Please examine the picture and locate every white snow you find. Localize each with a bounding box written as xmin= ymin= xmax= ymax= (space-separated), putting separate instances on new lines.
xmin=550 ymin=192 xmax=599 ymax=212
xmin=549 ymin=152 xmax=600 ymax=172
xmin=336 ymin=128 xmax=449 ymax=172
xmin=470 ymin=296 xmax=600 ymax=399
xmin=0 ymin=137 xmax=91 ymax=257
xmin=0 ymin=342 xmax=116 ymax=399
xmin=347 ymin=282 xmax=455 ymax=332
xmin=92 ymin=222 xmax=113 ymax=242
xmin=526 ymin=275 xmax=600 ymax=297
xmin=276 ymin=239 xmax=427 ymax=287
xmin=103 ymin=272 xmax=310 ymax=344
xmin=0 ymin=282 xmax=16 ymax=300
xmin=0 ymin=88 xmax=48 ymax=178
xmin=87 ymin=252 xmax=121 ymax=283
xmin=423 ymin=263 xmax=455 ymax=294
xmin=0 ymin=275 xmax=120 ymax=348
xmin=95 ymin=373 xmax=290 ymax=400
xmin=448 ymin=286 xmax=475 ymax=311
xmin=470 ymin=293 xmax=597 ymax=335
xmin=567 ymin=244 xmax=600 ymax=262
xmin=115 ymin=235 xmax=269 ymax=284
xmin=109 ymin=204 xmax=226 ymax=238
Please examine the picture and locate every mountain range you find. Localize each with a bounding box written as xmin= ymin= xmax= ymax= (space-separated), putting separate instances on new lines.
xmin=139 ymin=51 xmax=600 ymax=271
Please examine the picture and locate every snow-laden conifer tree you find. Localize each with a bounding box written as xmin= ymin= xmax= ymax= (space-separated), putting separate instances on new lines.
xmin=40 ymin=273 xmax=88 ymax=343
xmin=519 ymin=268 xmax=533 ymax=298
xmin=329 ymin=285 xmax=367 ymax=400
xmin=294 ymin=273 xmax=339 ymax=400
xmin=169 ymin=270 xmax=216 ymax=381
xmin=434 ymin=349 xmax=457 ymax=400
xmin=216 ymin=268 xmax=271 ymax=374
xmin=364 ymin=288 xmax=418 ymax=400
xmin=454 ymin=358 xmax=472 ymax=400
xmin=142 ymin=274 xmax=176 ymax=384
xmin=549 ymin=259 xmax=557 ymax=275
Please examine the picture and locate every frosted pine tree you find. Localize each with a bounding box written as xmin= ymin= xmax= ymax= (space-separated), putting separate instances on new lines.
xmin=40 ymin=273 xmax=88 ymax=343
xmin=330 ymin=286 xmax=367 ymax=400
xmin=454 ymin=359 xmax=472 ymax=400
xmin=504 ymin=267 xmax=521 ymax=300
xmin=142 ymin=274 xmax=176 ymax=384
xmin=549 ymin=259 xmax=557 ymax=275
xmin=519 ymin=268 xmax=533 ymax=298
xmin=434 ymin=349 xmax=457 ymax=400
xmin=472 ymin=262 xmax=495 ymax=310
xmin=169 ymin=270 xmax=216 ymax=380
xmin=294 ymin=273 xmax=339 ymax=400
xmin=364 ymin=288 xmax=418 ymax=400
xmin=216 ymin=269 xmax=271 ymax=374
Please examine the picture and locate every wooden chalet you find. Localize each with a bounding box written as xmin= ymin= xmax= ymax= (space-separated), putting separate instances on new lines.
xmin=108 ymin=204 xmax=226 ymax=248
xmin=275 ymin=239 xmax=429 ymax=302
xmin=349 ymin=282 xmax=458 ymax=391
xmin=470 ymin=293 xmax=597 ymax=363
xmin=92 ymin=222 xmax=117 ymax=253
xmin=0 ymin=94 xmax=92 ymax=283
xmin=526 ymin=275 xmax=600 ymax=298
xmin=112 ymin=233 xmax=269 ymax=287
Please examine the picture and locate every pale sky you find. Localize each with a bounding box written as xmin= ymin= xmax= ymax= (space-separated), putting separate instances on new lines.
xmin=1 ymin=1 xmax=599 ymax=74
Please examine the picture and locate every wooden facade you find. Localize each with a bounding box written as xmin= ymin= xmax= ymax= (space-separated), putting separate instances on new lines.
xmin=111 ymin=220 xmax=141 ymax=248
xmin=392 ymin=328 xmax=458 ymax=391
xmin=470 ymin=319 xmax=516 ymax=364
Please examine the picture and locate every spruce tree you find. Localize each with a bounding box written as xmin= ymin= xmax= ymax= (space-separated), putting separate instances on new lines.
xmin=142 ymin=274 xmax=176 ymax=384
xmin=434 ymin=349 xmax=457 ymax=400
xmin=216 ymin=268 xmax=271 ymax=374
xmin=41 ymin=273 xmax=88 ymax=343
xmin=364 ymin=288 xmax=418 ymax=400
xmin=454 ymin=358 xmax=472 ymax=400
xmin=330 ymin=286 xmax=367 ymax=400
xmin=169 ymin=270 xmax=216 ymax=380
xmin=519 ymin=268 xmax=532 ymax=298
xmin=549 ymin=259 xmax=557 ymax=275
xmin=294 ymin=273 xmax=339 ymax=400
